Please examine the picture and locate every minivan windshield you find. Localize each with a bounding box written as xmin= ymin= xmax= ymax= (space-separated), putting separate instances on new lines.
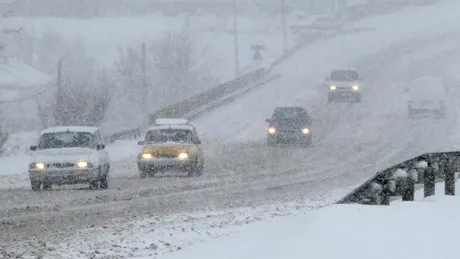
xmin=38 ymin=132 xmax=95 ymax=150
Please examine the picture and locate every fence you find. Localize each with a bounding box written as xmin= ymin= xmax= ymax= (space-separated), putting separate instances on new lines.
xmin=337 ymin=151 xmax=460 ymax=206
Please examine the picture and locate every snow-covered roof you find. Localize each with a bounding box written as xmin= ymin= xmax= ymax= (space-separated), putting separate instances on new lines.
xmin=40 ymin=126 xmax=99 ymax=135
xmin=154 ymin=118 xmax=190 ymax=125
xmin=0 ymin=59 xmax=52 ymax=89
xmin=147 ymin=124 xmax=195 ymax=131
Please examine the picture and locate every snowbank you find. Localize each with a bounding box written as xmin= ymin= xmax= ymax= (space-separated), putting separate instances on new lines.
xmin=161 ymin=181 xmax=460 ymax=259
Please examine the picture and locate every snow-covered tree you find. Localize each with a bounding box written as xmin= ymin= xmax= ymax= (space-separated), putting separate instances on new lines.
xmin=37 ymin=38 xmax=114 ymax=128
xmin=114 ymin=24 xmax=201 ymax=118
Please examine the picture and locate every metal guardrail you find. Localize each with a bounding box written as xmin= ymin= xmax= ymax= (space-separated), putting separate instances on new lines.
xmin=103 ymin=67 xmax=267 ymax=144
xmin=337 ymin=151 xmax=460 ymax=206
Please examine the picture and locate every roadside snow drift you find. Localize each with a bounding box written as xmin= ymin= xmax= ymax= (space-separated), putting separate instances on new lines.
xmin=161 ymin=182 xmax=460 ymax=259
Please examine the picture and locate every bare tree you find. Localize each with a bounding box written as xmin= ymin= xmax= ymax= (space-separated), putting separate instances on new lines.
xmin=114 ymin=24 xmax=199 ymax=114
xmin=151 ymin=27 xmax=198 ymax=101
xmin=37 ymin=39 xmax=114 ymax=128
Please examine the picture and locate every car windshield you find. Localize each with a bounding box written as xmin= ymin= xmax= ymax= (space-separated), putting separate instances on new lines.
xmin=272 ymin=108 xmax=312 ymax=123
xmin=330 ymin=70 xmax=359 ymax=81
xmin=38 ymin=132 xmax=95 ymax=149
xmin=145 ymin=129 xmax=193 ymax=143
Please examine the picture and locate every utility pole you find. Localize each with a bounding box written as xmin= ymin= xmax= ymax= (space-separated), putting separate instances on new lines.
xmin=281 ymin=0 xmax=288 ymax=53
xmin=141 ymin=42 xmax=148 ymax=111
xmin=55 ymin=58 xmax=64 ymax=125
xmin=232 ymin=0 xmax=240 ymax=76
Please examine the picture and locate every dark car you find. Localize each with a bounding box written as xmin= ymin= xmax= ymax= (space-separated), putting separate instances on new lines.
xmin=265 ymin=107 xmax=313 ymax=147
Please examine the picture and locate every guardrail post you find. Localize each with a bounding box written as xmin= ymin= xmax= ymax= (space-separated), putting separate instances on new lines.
xmin=445 ymin=158 xmax=455 ymax=196
xmin=424 ymin=166 xmax=436 ymax=197
xmin=402 ymin=177 xmax=415 ymax=201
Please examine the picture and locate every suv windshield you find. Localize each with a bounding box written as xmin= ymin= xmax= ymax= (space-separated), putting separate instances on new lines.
xmin=330 ymin=70 xmax=359 ymax=81
xmin=38 ymin=132 xmax=95 ymax=150
xmin=272 ymin=108 xmax=312 ymax=124
xmin=145 ymin=129 xmax=193 ymax=143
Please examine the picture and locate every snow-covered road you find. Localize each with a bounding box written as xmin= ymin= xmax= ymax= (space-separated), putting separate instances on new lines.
xmin=2 ymin=1 xmax=460 ymax=256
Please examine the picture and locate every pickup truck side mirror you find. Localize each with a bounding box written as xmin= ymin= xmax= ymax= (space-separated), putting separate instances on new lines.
xmin=30 ymin=145 xmax=37 ymax=151
xmin=138 ymin=141 xmax=145 ymax=146
xmin=96 ymin=144 xmax=105 ymax=150
xmin=265 ymin=118 xmax=271 ymax=123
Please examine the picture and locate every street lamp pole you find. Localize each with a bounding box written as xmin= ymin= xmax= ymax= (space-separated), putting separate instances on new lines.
xmin=232 ymin=0 xmax=240 ymax=76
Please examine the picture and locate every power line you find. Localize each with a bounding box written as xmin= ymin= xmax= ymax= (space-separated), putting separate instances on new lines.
xmin=0 ymin=84 xmax=54 ymax=104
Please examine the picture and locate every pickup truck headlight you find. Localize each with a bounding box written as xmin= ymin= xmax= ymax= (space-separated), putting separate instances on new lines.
xmin=302 ymin=128 xmax=310 ymax=134
xmin=329 ymin=85 xmax=336 ymax=90
xmin=352 ymin=85 xmax=359 ymax=91
xmin=268 ymin=127 xmax=276 ymax=134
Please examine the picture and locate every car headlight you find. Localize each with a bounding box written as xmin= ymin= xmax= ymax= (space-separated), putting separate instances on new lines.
xmin=302 ymin=128 xmax=310 ymax=134
xmin=178 ymin=153 xmax=189 ymax=160
xmin=142 ymin=153 xmax=153 ymax=159
xmin=329 ymin=85 xmax=336 ymax=90
xmin=352 ymin=85 xmax=359 ymax=91
xmin=34 ymin=163 xmax=45 ymax=169
xmin=268 ymin=127 xmax=276 ymax=134
xmin=77 ymin=161 xmax=89 ymax=168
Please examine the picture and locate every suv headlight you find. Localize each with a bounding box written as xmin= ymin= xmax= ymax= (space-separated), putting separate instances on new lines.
xmin=352 ymin=85 xmax=359 ymax=91
xmin=268 ymin=127 xmax=276 ymax=134
xmin=329 ymin=85 xmax=336 ymax=90
xmin=302 ymin=128 xmax=310 ymax=134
